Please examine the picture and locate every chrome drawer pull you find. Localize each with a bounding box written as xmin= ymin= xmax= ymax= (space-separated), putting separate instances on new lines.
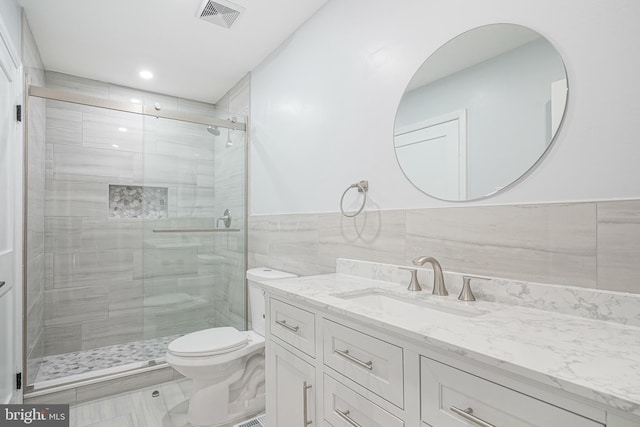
xmin=334 ymin=349 xmax=373 ymax=370
xmin=450 ymin=406 xmax=496 ymax=427
xmin=276 ymin=319 xmax=299 ymax=332
xmin=302 ymin=381 xmax=312 ymax=426
xmin=334 ymin=409 xmax=361 ymax=427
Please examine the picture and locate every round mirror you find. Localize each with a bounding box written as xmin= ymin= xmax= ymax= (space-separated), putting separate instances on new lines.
xmin=394 ymin=24 xmax=568 ymax=201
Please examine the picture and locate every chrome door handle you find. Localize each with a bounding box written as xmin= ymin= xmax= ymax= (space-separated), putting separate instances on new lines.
xmin=275 ymin=319 xmax=299 ymax=332
xmin=334 ymin=409 xmax=361 ymax=427
xmin=450 ymin=406 xmax=496 ymax=427
xmin=302 ymin=381 xmax=312 ymax=426
xmin=334 ymin=349 xmax=373 ymax=370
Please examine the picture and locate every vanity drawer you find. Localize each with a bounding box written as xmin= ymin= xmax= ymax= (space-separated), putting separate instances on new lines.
xmin=270 ymin=298 xmax=316 ymax=357
xmin=324 ymin=374 xmax=404 ymax=427
xmin=420 ymin=357 xmax=604 ymax=427
xmin=323 ymin=319 xmax=404 ymax=408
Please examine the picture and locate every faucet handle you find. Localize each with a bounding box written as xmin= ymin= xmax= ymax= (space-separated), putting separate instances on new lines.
xmin=399 ymin=267 xmax=422 ymax=292
xmin=458 ymin=277 xmax=476 ymax=301
xmin=459 ymin=275 xmax=489 ymax=301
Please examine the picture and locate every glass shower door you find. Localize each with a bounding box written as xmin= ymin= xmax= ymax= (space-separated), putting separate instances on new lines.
xmin=25 ymin=83 xmax=248 ymax=390
xmin=139 ymin=115 xmax=246 ymax=360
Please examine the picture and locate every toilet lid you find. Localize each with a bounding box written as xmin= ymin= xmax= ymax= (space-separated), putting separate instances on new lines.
xmin=168 ymin=327 xmax=248 ymax=357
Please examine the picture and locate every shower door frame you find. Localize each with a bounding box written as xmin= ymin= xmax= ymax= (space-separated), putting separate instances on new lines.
xmin=23 ymin=85 xmax=249 ymax=394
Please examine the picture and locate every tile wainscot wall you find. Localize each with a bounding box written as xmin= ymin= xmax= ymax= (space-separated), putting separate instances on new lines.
xmin=249 ymin=199 xmax=640 ymax=294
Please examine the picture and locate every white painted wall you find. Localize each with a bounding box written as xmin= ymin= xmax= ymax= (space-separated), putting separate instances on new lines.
xmin=250 ymin=0 xmax=640 ymax=215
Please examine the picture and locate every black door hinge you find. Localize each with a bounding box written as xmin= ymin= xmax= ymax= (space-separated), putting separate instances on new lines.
xmin=16 ymin=372 xmax=22 ymax=390
xmin=16 ymin=105 xmax=22 ymax=122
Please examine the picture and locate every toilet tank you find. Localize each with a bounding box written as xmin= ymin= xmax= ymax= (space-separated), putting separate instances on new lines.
xmin=247 ymin=268 xmax=297 ymax=337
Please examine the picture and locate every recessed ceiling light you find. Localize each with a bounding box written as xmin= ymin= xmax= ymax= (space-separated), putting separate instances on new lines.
xmin=118 ymin=127 xmax=128 ymax=132
xmin=112 ymin=144 xmax=119 ymax=148
xmin=139 ymin=70 xmax=153 ymax=80
xmin=131 ymin=98 xmax=141 ymax=104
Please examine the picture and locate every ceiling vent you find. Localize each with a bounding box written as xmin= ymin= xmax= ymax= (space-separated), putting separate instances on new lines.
xmin=196 ymin=0 xmax=244 ymax=29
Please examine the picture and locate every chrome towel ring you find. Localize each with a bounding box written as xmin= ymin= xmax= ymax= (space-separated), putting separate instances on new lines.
xmin=340 ymin=180 xmax=369 ymax=217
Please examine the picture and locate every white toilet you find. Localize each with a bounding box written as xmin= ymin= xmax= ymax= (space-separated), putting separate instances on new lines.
xmin=165 ymin=268 xmax=297 ymax=427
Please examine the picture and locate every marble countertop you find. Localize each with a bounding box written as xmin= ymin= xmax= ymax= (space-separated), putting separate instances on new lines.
xmin=256 ymin=272 xmax=640 ymax=417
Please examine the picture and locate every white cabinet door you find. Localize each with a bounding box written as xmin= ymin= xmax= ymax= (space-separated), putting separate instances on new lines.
xmin=607 ymin=413 xmax=640 ymax=427
xmin=421 ymin=357 xmax=603 ymax=427
xmin=271 ymin=298 xmax=316 ymax=357
xmin=323 ymin=374 xmax=403 ymax=427
xmin=0 ymin=18 xmax=22 ymax=405
xmin=268 ymin=342 xmax=316 ymax=427
xmin=323 ymin=319 xmax=404 ymax=408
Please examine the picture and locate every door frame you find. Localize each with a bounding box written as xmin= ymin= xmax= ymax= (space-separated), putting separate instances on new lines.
xmin=395 ymin=109 xmax=468 ymax=199
xmin=0 ymin=10 xmax=24 ymax=404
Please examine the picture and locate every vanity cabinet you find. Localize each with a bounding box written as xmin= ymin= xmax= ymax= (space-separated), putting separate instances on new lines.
xmin=268 ymin=342 xmax=316 ymax=427
xmin=324 ymin=374 xmax=404 ymax=427
xmin=270 ymin=298 xmax=316 ymax=357
xmin=265 ymin=293 xmax=639 ymax=427
xmin=607 ymin=414 xmax=640 ymax=427
xmin=323 ymin=319 xmax=404 ymax=408
xmin=420 ymin=357 xmax=603 ymax=427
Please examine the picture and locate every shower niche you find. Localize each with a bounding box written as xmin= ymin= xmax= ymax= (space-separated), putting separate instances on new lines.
xmin=109 ymin=185 xmax=168 ymax=219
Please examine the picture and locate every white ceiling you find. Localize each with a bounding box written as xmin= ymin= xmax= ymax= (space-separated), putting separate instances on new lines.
xmin=19 ymin=0 xmax=328 ymax=103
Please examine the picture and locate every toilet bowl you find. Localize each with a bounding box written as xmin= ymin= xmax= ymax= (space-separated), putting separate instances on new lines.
xmin=165 ymin=268 xmax=297 ymax=427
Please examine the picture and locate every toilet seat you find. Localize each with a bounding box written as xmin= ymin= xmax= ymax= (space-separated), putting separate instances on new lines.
xmin=168 ymin=327 xmax=248 ymax=357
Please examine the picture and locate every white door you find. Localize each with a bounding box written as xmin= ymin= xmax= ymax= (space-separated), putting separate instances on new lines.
xmin=0 ymin=20 xmax=23 ymax=404
xmin=550 ymin=78 xmax=568 ymax=138
xmin=395 ymin=110 xmax=467 ymax=200
xmin=268 ymin=343 xmax=316 ymax=427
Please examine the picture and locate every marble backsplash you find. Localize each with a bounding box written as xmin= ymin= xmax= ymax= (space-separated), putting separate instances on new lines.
xmin=336 ymin=258 xmax=640 ymax=327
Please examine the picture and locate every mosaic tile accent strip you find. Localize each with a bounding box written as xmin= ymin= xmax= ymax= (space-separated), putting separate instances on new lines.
xmin=109 ymin=185 xmax=168 ymax=219
xmin=34 ymin=334 xmax=181 ymax=384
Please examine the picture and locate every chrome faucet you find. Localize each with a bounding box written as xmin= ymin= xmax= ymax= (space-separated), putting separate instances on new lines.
xmin=412 ymin=256 xmax=448 ymax=296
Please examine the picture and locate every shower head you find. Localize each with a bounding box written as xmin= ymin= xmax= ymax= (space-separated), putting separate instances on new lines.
xmin=207 ymin=126 xmax=220 ymax=136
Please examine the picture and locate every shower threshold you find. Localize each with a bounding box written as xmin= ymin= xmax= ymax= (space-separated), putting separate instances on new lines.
xmin=32 ymin=334 xmax=182 ymax=389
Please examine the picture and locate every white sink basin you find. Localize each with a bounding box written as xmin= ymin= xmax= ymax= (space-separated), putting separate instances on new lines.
xmin=337 ymin=291 xmax=484 ymax=319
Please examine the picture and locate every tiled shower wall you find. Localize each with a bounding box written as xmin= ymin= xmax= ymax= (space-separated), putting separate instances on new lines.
xmin=23 ymin=14 xmax=46 ymax=384
xmin=39 ymin=72 xmax=246 ymax=359
xmin=248 ymin=200 xmax=640 ymax=294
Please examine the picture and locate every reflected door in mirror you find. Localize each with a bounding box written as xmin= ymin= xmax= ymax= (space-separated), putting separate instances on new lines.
xmin=395 ymin=110 xmax=467 ymax=200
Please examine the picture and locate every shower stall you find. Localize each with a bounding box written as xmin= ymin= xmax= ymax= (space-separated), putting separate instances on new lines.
xmin=23 ymin=74 xmax=248 ymax=394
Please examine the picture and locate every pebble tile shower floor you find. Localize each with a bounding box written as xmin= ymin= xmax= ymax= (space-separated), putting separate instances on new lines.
xmin=35 ymin=335 xmax=182 ymax=384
